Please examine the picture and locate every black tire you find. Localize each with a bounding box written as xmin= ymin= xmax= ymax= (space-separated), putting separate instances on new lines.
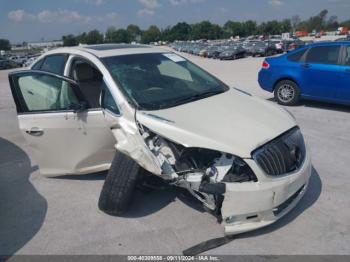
xmin=274 ymin=80 xmax=300 ymax=106
xmin=98 ymin=151 xmax=141 ymax=215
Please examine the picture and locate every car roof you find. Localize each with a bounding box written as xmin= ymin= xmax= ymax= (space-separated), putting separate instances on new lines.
xmin=305 ymin=41 xmax=350 ymax=47
xmin=46 ymin=44 xmax=167 ymax=58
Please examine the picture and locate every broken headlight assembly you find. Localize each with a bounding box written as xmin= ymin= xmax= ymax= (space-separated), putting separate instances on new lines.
xmin=139 ymin=124 xmax=257 ymax=211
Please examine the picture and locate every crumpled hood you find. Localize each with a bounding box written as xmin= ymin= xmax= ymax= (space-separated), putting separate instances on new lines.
xmin=136 ymin=88 xmax=296 ymax=158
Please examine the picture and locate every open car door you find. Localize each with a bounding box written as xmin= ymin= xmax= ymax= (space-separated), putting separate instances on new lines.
xmin=9 ymin=70 xmax=116 ymax=176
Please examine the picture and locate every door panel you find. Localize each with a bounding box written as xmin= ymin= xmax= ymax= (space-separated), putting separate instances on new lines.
xmin=9 ymin=70 xmax=116 ymax=176
xmin=18 ymin=111 xmax=115 ymax=176
xmin=301 ymin=45 xmax=342 ymax=99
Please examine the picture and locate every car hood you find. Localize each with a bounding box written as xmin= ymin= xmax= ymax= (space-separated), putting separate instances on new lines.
xmin=136 ymin=88 xmax=296 ymax=158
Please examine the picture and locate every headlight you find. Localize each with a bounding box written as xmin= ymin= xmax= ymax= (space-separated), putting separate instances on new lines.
xmin=140 ymin=124 xmax=257 ymax=183
xmin=221 ymin=156 xmax=257 ymax=183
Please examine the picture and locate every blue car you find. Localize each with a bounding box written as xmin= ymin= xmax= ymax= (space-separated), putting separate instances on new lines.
xmin=258 ymin=41 xmax=350 ymax=106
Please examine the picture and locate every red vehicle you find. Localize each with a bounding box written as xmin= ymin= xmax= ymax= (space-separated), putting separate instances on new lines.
xmin=337 ymin=27 xmax=349 ymax=35
xmin=295 ymin=31 xmax=308 ymax=37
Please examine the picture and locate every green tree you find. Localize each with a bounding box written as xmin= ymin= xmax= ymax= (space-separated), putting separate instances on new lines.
xmin=114 ymin=29 xmax=130 ymax=43
xmin=223 ymin=21 xmax=243 ymax=38
xmin=0 ymin=39 xmax=11 ymax=51
xmin=168 ymin=22 xmax=192 ymax=41
xmin=242 ymin=20 xmax=258 ymax=36
xmin=127 ymin=24 xmax=142 ymax=42
xmin=85 ymin=30 xmax=104 ymax=45
xmin=306 ymin=9 xmax=328 ymax=32
xmin=280 ymin=19 xmax=292 ymax=33
xmin=62 ymin=34 xmax=78 ymax=46
xmin=191 ymin=21 xmax=223 ymax=40
xmin=105 ymin=26 xmax=117 ymax=43
xmin=258 ymin=20 xmax=281 ymax=35
xmin=326 ymin=16 xmax=339 ymax=31
xmin=141 ymin=25 xmax=161 ymax=44
xmin=76 ymin=32 xmax=87 ymax=44
xmin=291 ymin=15 xmax=301 ymax=31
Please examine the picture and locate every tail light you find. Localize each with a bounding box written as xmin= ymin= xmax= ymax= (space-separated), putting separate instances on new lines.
xmin=262 ymin=60 xmax=270 ymax=69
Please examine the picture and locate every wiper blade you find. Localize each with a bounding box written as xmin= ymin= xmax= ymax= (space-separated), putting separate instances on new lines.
xmin=170 ymin=90 xmax=224 ymax=106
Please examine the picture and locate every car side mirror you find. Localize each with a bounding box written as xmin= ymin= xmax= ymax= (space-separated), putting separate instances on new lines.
xmin=70 ymin=101 xmax=88 ymax=113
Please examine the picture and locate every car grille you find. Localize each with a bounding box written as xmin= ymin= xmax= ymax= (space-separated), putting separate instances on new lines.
xmin=253 ymin=127 xmax=306 ymax=176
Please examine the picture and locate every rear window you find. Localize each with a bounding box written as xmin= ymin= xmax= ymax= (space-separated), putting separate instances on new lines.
xmin=287 ymin=49 xmax=307 ymax=62
xmin=40 ymin=55 xmax=67 ymax=75
xmin=306 ymin=46 xmax=341 ymax=65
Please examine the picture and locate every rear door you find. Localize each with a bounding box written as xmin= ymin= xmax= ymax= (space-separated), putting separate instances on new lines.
xmin=335 ymin=44 xmax=350 ymax=103
xmin=300 ymin=45 xmax=342 ymax=99
xmin=9 ymin=70 xmax=115 ymax=176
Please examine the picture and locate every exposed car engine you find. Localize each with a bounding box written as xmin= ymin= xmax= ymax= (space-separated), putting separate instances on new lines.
xmin=139 ymin=124 xmax=257 ymax=213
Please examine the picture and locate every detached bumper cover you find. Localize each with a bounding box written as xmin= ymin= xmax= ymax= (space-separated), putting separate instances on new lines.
xmin=221 ymin=151 xmax=312 ymax=235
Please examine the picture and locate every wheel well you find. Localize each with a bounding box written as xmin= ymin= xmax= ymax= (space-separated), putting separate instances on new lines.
xmin=273 ymin=78 xmax=298 ymax=91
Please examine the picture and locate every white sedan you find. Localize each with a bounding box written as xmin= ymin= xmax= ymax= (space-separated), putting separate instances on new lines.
xmin=8 ymin=44 xmax=311 ymax=235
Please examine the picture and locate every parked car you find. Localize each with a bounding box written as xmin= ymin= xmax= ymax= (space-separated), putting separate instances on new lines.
xmin=218 ymin=45 xmax=246 ymax=60
xmin=206 ymin=46 xmax=222 ymax=59
xmin=270 ymin=39 xmax=284 ymax=53
xmin=242 ymin=41 xmax=260 ymax=55
xmin=0 ymin=59 xmax=21 ymax=70
xmin=9 ymin=44 xmax=311 ymax=235
xmin=0 ymin=60 xmax=11 ymax=70
xmin=258 ymin=41 xmax=350 ymax=106
xmin=251 ymin=41 xmax=278 ymax=57
xmin=23 ymin=56 xmax=39 ymax=67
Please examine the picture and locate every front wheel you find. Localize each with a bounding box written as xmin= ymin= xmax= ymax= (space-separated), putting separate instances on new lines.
xmin=98 ymin=151 xmax=141 ymax=215
xmin=274 ymin=80 xmax=300 ymax=106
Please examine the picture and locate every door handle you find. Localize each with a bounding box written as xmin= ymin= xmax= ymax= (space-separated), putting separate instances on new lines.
xmin=25 ymin=127 xmax=44 ymax=136
xmin=301 ymin=63 xmax=311 ymax=69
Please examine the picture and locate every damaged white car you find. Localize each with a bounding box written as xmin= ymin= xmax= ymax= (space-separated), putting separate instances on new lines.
xmin=9 ymin=44 xmax=311 ymax=235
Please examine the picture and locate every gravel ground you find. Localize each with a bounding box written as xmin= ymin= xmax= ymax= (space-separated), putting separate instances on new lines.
xmin=0 ymin=52 xmax=350 ymax=256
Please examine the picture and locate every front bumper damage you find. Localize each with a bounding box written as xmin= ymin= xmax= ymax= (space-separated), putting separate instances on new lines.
xmin=221 ymin=154 xmax=312 ymax=235
xmin=126 ymin=113 xmax=312 ymax=235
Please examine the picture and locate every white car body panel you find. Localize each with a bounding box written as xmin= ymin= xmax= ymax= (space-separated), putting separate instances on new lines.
xmin=136 ymin=88 xmax=296 ymax=158
xmin=222 ymin=155 xmax=311 ymax=235
xmin=17 ymin=110 xmax=115 ymax=176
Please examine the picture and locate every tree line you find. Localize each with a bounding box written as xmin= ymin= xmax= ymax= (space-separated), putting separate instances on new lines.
xmin=60 ymin=10 xmax=350 ymax=46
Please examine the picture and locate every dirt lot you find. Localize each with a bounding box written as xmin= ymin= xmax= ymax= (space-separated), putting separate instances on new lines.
xmin=0 ymin=53 xmax=350 ymax=255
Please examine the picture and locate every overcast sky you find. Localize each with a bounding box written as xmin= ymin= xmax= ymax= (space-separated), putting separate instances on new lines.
xmin=1 ymin=0 xmax=349 ymax=43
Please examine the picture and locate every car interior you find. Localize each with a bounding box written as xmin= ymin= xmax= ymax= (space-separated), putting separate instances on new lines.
xmin=70 ymin=60 xmax=104 ymax=109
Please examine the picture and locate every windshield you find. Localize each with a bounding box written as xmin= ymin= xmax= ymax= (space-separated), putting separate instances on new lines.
xmin=103 ymin=53 xmax=228 ymax=110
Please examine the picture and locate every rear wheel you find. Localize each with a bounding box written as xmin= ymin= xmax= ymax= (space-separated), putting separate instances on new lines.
xmin=98 ymin=151 xmax=141 ymax=215
xmin=274 ymin=80 xmax=300 ymax=106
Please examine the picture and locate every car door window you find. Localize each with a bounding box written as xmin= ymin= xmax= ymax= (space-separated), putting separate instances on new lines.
xmin=12 ymin=72 xmax=80 ymax=113
xmin=306 ymin=46 xmax=341 ymax=65
xmin=32 ymin=58 xmax=44 ymax=70
xmin=288 ymin=49 xmax=307 ymax=62
xmin=40 ymin=55 xmax=67 ymax=75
